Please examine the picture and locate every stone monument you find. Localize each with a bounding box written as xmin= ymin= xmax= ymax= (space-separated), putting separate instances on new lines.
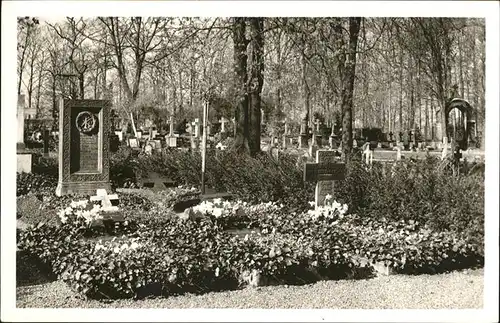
xmin=166 ymin=116 xmax=177 ymax=148
xmin=56 ymin=99 xmax=112 ymax=196
xmin=17 ymin=94 xmax=32 ymax=173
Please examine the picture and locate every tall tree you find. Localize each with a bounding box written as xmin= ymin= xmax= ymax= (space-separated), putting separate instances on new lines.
xmin=341 ymin=17 xmax=361 ymax=158
xmin=248 ymin=18 xmax=264 ymax=155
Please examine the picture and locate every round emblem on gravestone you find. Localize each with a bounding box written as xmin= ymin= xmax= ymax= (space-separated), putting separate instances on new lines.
xmin=75 ymin=111 xmax=98 ymax=134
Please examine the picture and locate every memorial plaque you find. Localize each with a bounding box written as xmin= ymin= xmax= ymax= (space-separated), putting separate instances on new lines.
xmin=304 ymin=162 xmax=345 ymax=182
xmin=56 ymin=99 xmax=111 ymax=196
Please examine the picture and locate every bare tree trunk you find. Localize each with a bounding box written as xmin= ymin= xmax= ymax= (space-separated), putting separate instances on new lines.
xmin=398 ymin=47 xmax=404 ymax=132
xmin=248 ymin=18 xmax=264 ymax=155
xmin=301 ymin=44 xmax=310 ymax=133
xmin=341 ymin=17 xmax=361 ymax=159
xmin=232 ymin=17 xmax=249 ymax=153
xmin=424 ymin=98 xmax=429 ymax=142
xmin=35 ymin=58 xmax=44 ymax=118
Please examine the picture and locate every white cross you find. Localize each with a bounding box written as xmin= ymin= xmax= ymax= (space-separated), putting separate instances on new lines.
xmin=219 ymin=117 xmax=227 ymax=132
xmin=90 ymin=189 xmax=119 ymax=212
xmin=192 ymin=118 xmax=200 ymax=137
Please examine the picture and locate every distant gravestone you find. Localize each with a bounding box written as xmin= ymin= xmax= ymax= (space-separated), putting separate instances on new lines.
xmin=17 ymin=94 xmax=32 ymax=173
xmin=166 ymin=116 xmax=177 ymax=148
xmin=304 ymin=150 xmax=345 ymax=208
xmin=55 ymin=99 xmax=112 ymax=196
xmin=43 ymin=129 xmax=50 ymax=157
xmin=114 ymin=130 xmax=123 ymax=142
xmin=144 ymin=143 xmax=153 ymax=155
xmin=128 ymin=138 xmax=139 ymax=149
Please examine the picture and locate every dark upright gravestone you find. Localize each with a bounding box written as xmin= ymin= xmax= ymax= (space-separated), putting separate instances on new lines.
xmin=43 ymin=129 xmax=50 ymax=157
xmin=56 ymin=99 xmax=112 ymax=196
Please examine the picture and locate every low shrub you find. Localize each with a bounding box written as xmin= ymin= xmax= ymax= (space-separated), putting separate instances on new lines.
xmin=17 ymin=173 xmax=57 ymax=196
xmin=18 ymin=197 xmax=484 ymax=301
xmin=110 ymin=147 xmax=140 ymax=189
xmin=32 ymin=155 xmax=58 ymax=178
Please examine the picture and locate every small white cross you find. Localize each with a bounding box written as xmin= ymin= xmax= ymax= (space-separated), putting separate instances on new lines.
xmin=90 ymin=189 xmax=119 ymax=212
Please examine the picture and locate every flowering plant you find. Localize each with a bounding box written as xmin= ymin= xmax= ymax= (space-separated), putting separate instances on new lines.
xmin=192 ymin=198 xmax=244 ymax=219
xmin=58 ymin=199 xmax=104 ymax=227
xmin=307 ymin=194 xmax=348 ymax=221
xmin=93 ymin=237 xmax=143 ymax=254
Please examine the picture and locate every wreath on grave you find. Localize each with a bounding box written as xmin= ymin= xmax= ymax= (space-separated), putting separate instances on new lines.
xmin=75 ymin=111 xmax=98 ymax=134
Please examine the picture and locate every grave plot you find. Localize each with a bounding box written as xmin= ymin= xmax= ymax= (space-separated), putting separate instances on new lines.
xmin=18 ymin=184 xmax=483 ymax=300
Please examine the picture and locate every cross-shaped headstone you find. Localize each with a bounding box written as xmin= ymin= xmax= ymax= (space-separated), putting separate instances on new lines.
xmin=140 ymin=171 xmax=176 ymax=191
xmin=192 ymin=118 xmax=201 ymax=138
xmin=314 ymin=118 xmax=321 ymax=134
xmin=219 ymin=117 xmax=227 ymax=133
xmin=362 ymin=142 xmax=373 ymax=165
xmin=304 ymin=150 xmax=345 ymax=209
xmin=169 ymin=116 xmax=175 ymax=136
xmin=90 ymin=189 xmax=119 ymax=212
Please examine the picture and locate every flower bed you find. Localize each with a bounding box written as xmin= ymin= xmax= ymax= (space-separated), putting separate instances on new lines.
xmin=17 ymin=195 xmax=484 ymax=301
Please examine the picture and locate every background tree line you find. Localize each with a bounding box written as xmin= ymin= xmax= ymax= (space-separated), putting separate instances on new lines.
xmin=18 ymin=17 xmax=485 ymax=155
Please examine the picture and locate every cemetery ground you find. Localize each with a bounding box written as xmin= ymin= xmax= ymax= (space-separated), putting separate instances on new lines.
xmin=16 ymin=145 xmax=485 ymax=308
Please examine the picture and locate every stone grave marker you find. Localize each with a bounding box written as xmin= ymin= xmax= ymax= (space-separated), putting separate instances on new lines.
xmin=191 ymin=118 xmax=201 ymax=149
xmin=144 ymin=143 xmax=153 ymax=155
xmin=17 ymin=94 xmax=32 ymax=173
xmin=90 ymin=188 xmax=119 ymax=211
xmin=361 ymin=142 xmax=373 ymax=165
xmin=90 ymin=189 xmax=124 ymax=223
xmin=129 ymin=137 xmax=140 ymax=149
xmin=166 ymin=116 xmax=177 ymax=148
xmin=313 ymin=118 xmax=322 ymax=147
xmin=56 ymin=99 xmax=112 ymax=196
xmin=43 ymin=129 xmax=50 ymax=157
xmin=304 ymin=150 xmax=345 ymax=208
xmin=115 ymin=130 xmax=124 ymax=142
xmin=140 ymin=171 xmax=176 ymax=191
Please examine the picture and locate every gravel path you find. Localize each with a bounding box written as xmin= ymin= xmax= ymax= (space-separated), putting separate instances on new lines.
xmin=17 ymin=269 xmax=483 ymax=309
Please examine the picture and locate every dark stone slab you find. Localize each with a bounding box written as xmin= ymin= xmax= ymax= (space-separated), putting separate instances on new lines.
xmin=139 ymin=172 xmax=177 ymax=191
xmin=173 ymin=198 xmax=201 ymax=213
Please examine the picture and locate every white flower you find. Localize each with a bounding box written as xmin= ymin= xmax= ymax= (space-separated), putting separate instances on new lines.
xmin=64 ymin=207 xmax=73 ymax=215
xmin=213 ymin=198 xmax=222 ymax=205
xmin=70 ymin=201 xmax=78 ymax=208
xmin=325 ymin=194 xmax=333 ymax=201
xmin=215 ymin=267 xmax=220 ymax=277
xmin=121 ymin=243 xmax=128 ymax=250
xmin=308 ymin=201 xmax=315 ymax=207
xmin=113 ymin=246 xmax=120 ymax=253
xmin=213 ymin=208 xmax=223 ymax=218
xmin=130 ymin=242 xmax=139 ymax=250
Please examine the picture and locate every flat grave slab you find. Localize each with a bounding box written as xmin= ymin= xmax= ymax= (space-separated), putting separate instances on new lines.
xmin=139 ymin=172 xmax=177 ymax=191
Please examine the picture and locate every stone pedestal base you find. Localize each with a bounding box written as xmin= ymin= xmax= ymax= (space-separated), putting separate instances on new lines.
xmin=191 ymin=137 xmax=199 ymax=149
xmin=17 ymin=153 xmax=32 ymax=173
xmin=167 ymin=136 xmax=177 ymax=148
xmin=299 ymin=134 xmax=308 ymax=149
xmin=56 ymin=181 xmax=111 ymax=197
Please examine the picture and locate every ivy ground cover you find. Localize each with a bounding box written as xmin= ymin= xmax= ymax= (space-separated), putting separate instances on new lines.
xmin=17 ymin=194 xmax=483 ymax=301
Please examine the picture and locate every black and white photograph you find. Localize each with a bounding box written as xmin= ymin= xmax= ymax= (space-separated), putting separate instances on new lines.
xmin=2 ymin=1 xmax=499 ymax=322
